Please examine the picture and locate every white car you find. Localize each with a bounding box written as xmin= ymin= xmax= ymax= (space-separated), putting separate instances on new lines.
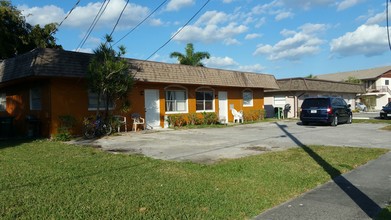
xmin=356 ymin=102 xmax=367 ymax=112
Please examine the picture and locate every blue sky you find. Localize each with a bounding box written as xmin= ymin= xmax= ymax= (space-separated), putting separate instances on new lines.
xmin=11 ymin=0 xmax=391 ymax=78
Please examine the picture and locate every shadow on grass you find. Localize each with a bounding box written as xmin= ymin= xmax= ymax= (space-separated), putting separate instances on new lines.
xmin=0 ymin=138 xmax=37 ymax=150
xmin=274 ymin=122 xmax=382 ymax=218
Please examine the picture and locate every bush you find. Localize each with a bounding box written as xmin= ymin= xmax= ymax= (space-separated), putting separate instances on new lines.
xmin=55 ymin=115 xmax=76 ymax=141
xmin=166 ymin=114 xmax=187 ymax=127
xmin=201 ymin=112 xmax=219 ymax=125
xmin=243 ymin=109 xmax=265 ymax=122
xmin=187 ymin=112 xmax=201 ymax=125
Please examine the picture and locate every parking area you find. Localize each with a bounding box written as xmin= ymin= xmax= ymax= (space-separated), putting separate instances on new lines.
xmin=75 ymin=121 xmax=391 ymax=163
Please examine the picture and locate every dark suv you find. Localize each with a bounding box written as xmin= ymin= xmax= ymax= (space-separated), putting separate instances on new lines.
xmin=380 ymin=102 xmax=391 ymax=119
xmin=300 ymin=97 xmax=352 ymax=126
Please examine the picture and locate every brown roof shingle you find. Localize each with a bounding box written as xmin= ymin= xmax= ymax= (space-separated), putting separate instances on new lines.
xmin=271 ymin=78 xmax=365 ymax=94
xmin=0 ymin=48 xmax=279 ymax=89
xmin=316 ymin=66 xmax=391 ymax=81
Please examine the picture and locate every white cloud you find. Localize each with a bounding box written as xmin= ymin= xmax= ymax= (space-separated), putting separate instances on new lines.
xmin=19 ymin=0 xmax=151 ymax=30
xmin=245 ymin=33 xmax=262 ymax=40
xmin=173 ymin=11 xmax=248 ymax=44
xmin=73 ymin=48 xmax=94 ymax=53
xmin=255 ymin=17 xmax=266 ymax=28
xmin=330 ymin=24 xmax=388 ymax=57
xmin=253 ymin=23 xmax=326 ymax=61
xmin=204 ymin=56 xmax=238 ymax=67
xmin=279 ymin=0 xmax=334 ymax=10
xmin=224 ymin=38 xmax=241 ymax=45
xmin=365 ymin=9 xmax=386 ymax=25
xmin=238 ymin=64 xmax=266 ymax=73
xmin=336 ymin=0 xmax=362 ymax=11
xmin=166 ymin=0 xmax=195 ymax=11
xmin=18 ymin=4 xmax=65 ymax=26
xmin=274 ymin=11 xmax=294 ymax=21
xmin=204 ymin=56 xmax=265 ymax=73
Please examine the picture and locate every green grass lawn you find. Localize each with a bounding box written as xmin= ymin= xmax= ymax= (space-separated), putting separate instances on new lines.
xmin=377 ymin=205 xmax=391 ymax=220
xmin=0 ymin=140 xmax=388 ymax=219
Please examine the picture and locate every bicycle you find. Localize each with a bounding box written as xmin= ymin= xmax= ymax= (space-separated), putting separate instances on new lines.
xmin=83 ymin=115 xmax=113 ymax=139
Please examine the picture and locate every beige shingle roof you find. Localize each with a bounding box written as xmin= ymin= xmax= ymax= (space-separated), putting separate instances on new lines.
xmin=0 ymin=48 xmax=279 ymax=89
xmin=270 ymin=78 xmax=365 ymax=94
xmin=316 ymin=66 xmax=391 ymax=81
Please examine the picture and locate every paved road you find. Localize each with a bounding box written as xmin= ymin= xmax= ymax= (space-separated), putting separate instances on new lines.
xmin=76 ymin=121 xmax=391 ymax=163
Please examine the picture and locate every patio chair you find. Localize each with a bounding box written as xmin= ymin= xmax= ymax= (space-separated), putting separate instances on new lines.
xmin=113 ymin=115 xmax=127 ymax=132
xmin=131 ymin=113 xmax=145 ymax=132
xmin=231 ymin=108 xmax=243 ymax=123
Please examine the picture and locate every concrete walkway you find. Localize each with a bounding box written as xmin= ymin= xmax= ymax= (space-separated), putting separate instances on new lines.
xmin=255 ymin=151 xmax=391 ymax=220
xmin=73 ymin=121 xmax=391 ymax=163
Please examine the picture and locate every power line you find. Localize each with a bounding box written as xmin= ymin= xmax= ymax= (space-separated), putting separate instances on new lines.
xmin=112 ymin=0 xmax=169 ymax=46
xmin=145 ymin=0 xmax=211 ymax=61
xmin=107 ymin=0 xmax=130 ymax=40
xmin=76 ymin=0 xmax=111 ymax=51
xmin=47 ymin=0 xmax=80 ymax=38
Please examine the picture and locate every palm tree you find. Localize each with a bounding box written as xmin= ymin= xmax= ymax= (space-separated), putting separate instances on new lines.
xmin=170 ymin=43 xmax=210 ymax=67
xmin=305 ymin=74 xmax=317 ymax=79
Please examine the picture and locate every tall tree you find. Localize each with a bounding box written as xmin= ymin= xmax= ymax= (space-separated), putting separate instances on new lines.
xmin=87 ymin=35 xmax=134 ymax=118
xmin=0 ymin=0 xmax=61 ymax=59
xmin=170 ymin=43 xmax=210 ymax=67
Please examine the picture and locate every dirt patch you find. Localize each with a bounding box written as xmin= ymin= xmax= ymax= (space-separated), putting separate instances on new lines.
xmin=246 ymin=146 xmax=271 ymax=151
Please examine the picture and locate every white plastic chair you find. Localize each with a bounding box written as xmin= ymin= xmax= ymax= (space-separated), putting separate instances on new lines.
xmin=231 ymin=109 xmax=243 ymax=123
xmin=113 ymin=115 xmax=127 ymax=132
xmin=131 ymin=113 xmax=145 ymax=132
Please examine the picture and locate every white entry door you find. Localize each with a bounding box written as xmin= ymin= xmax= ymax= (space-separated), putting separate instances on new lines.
xmin=144 ymin=89 xmax=160 ymax=129
xmin=218 ymin=91 xmax=228 ymax=123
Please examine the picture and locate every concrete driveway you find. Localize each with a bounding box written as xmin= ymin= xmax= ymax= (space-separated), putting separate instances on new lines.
xmin=74 ymin=121 xmax=391 ymax=163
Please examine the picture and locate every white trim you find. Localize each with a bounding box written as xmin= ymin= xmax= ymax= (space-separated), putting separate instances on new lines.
xmin=195 ymin=87 xmax=215 ymax=112
xmin=165 ymin=86 xmax=188 ymax=114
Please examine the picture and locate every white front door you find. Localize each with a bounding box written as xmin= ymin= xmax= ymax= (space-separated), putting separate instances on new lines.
xmin=218 ymin=91 xmax=228 ymax=123
xmin=144 ymin=89 xmax=160 ymax=129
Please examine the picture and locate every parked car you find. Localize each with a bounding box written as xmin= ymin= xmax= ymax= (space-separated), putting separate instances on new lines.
xmin=300 ymin=97 xmax=352 ymax=126
xmin=356 ymin=102 xmax=367 ymax=112
xmin=380 ymin=102 xmax=391 ymax=119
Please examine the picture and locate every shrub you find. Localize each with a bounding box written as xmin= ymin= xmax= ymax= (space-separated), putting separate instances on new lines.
xmin=166 ymin=114 xmax=187 ymax=127
xmin=55 ymin=115 xmax=76 ymax=141
xmin=187 ymin=112 xmax=201 ymax=125
xmin=201 ymin=112 xmax=219 ymax=125
xmin=243 ymin=109 xmax=265 ymax=122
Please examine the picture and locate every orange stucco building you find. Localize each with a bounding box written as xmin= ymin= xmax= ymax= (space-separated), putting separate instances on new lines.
xmin=0 ymin=48 xmax=279 ymax=138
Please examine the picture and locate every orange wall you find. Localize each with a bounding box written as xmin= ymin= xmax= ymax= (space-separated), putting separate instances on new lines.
xmin=129 ymin=83 xmax=265 ymax=125
xmin=1 ymin=78 xmax=265 ymax=137
xmin=1 ymin=80 xmax=52 ymax=137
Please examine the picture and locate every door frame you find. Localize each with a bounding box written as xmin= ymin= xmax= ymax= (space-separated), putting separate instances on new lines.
xmin=144 ymin=89 xmax=160 ymax=129
xmin=218 ymin=91 xmax=228 ymax=124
